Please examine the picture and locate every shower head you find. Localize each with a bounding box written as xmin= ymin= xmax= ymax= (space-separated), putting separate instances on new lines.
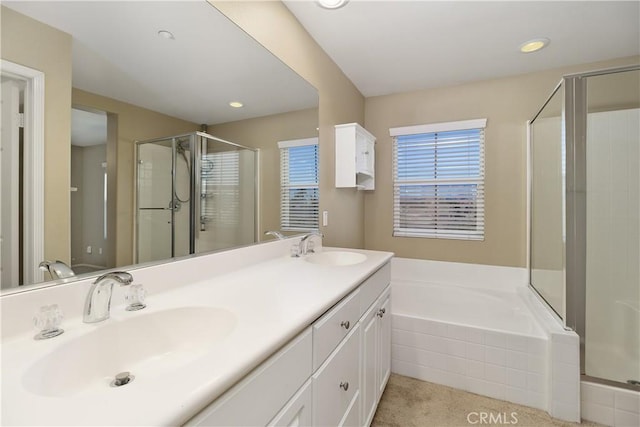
xmin=176 ymin=139 xmax=190 ymax=155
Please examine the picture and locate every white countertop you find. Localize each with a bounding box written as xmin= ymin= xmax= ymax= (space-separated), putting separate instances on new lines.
xmin=1 ymin=246 xmax=393 ymax=426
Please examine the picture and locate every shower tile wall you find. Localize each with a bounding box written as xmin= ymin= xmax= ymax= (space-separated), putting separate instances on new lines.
xmin=581 ymin=381 xmax=640 ymax=426
xmin=585 ymin=108 xmax=640 ymax=385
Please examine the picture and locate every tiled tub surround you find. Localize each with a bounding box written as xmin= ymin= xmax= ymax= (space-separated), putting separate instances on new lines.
xmin=390 ymin=258 xmax=581 ymax=422
xmin=581 ymin=382 xmax=640 ymax=427
xmin=1 ymin=238 xmax=393 ymax=425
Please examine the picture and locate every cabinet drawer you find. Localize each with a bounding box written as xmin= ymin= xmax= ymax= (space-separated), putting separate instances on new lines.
xmin=186 ymin=328 xmax=312 ymax=426
xmin=359 ymin=262 xmax=390 ymax=316
xmin=312 ymin=324 xmax=361 ymax=427
xmin=312 ymin=288 xmax=360 ymax=371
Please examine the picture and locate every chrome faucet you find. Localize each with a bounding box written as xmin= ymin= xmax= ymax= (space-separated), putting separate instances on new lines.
xmin=298 ymin=231 xmax=324 ymax=256
xmin=39 ymin=260 xmax=75 ymax=279
xmin=83 ymin=271 xmax=133 ymax=323
xmin=264 ymin=230 xmax=285 ymax=240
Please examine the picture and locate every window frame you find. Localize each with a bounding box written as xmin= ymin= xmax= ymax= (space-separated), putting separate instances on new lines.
xmin=278 ymin=137 xmax=319 ymax=232
xmin=390 ymin=119 xmax=487 ymax=241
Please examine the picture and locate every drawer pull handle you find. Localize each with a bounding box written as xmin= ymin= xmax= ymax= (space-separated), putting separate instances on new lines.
xmin=340 ymin=320 xmax=350 ymax=330
xmin=339 ymin=381 xmax=349 ymax=391
xmin=377 ymin=308 xmax=386 ymax=318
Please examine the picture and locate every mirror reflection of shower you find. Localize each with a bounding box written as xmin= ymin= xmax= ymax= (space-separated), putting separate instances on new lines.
xmin=172 ymin=137 xmax=191 ymax=211
xmin=135 ymin=132 xmax=258 ymax=264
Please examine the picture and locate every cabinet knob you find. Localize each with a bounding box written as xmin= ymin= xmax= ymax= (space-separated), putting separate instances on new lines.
xmin=340 ymin=320 xmax=350 ymax=330
xmin=377 ymin=308 xmax=386 ymax=318
xmin=339 ymin=381 xmax=349 ymax=391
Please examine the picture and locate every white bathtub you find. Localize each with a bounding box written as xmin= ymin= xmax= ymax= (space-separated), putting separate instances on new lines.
xmin=393 ymin=280 xmax=546 ymax=337
xmin=390 ymin=258 xmax=581 ymax=422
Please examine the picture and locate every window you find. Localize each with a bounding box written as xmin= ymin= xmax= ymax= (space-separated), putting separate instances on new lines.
xmin=278 ymin=138 xmax=319 ymax=231
xmin=390 ymin=119 xmax=486 ymax=240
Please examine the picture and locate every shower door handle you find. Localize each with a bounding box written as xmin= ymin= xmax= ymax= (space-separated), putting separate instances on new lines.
xmin=138 ymin=207 xmax=173 ymax=210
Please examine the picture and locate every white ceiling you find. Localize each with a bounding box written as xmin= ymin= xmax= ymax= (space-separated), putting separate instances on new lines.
xmin=4 ymin=1 xmax=318 ymax=125
xmin=284 ymin=0 xmax=640 ymax=97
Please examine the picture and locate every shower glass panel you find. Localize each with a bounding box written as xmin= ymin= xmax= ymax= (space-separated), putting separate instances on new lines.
xmin=136 ymin=132 xmax=257 ymax=264
xmin=136 ymin=136 xmax=192 ymax=263
xmin=530 ymin=85 xmax=566 ymax=319
xmin=584 ymin=69 xmax=640 ymax=385
xmin=196 ymin=138 xmax=256 ymax=253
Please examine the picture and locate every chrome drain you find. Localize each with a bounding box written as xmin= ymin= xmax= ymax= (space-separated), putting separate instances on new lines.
xmin=110 ymin=371 xmax=134 ymax=387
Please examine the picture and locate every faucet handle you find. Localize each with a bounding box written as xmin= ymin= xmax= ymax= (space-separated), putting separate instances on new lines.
xmin=125 ymin=284 xmax=147 ymax=311
xmin=290 ymin=244 xmax=301 ymax=258
xmin=33 ymin=304 xmax=64 ymax=340
xmin=307 ymin=240 xmax=316 ymax=254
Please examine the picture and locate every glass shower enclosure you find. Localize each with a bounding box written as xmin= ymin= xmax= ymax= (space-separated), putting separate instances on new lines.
xmin=529 ymin=65 xmax=640 ymax=389
xmin=135 ymin=132 xmax=258 ymax=264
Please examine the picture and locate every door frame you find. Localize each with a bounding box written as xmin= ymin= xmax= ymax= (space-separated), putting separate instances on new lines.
xmin=1 ymin=60 xmax=45 ymax=285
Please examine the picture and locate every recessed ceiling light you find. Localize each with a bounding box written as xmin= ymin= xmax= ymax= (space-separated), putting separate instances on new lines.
xmin=519 ymin=38 xmax=550 ymax=53
xmin=317 ymin=0 xmax=349 ymax=10
xmin=158 ymin=30 xmax=175 ymax=40
xmin=229 ymin=101 xmax=244 ymax=108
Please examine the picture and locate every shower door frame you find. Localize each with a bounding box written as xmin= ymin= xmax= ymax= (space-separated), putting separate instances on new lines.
xmin=134 ymin=132 xmax=260 ymax=263
xmin=529 ymin=64 xmax=640 ymax=391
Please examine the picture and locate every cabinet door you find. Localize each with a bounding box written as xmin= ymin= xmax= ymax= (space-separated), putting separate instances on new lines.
xmin=355 ymin=136 xmax=374 ymax=177
xmin=360 ymin=303 xmax=379 ymax=427
xmin=268 ymin=380 xmax=312 ymax=427
xmin=377 ymin=295 xmax=391 ymax=397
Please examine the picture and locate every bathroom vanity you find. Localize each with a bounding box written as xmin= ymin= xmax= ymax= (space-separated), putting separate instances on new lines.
xmin=0 ymin=238 xmax=393 ymax=426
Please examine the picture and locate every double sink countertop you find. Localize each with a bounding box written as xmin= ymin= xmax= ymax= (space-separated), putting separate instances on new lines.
xmin=1 ymin=246 xmax=393 ymax=426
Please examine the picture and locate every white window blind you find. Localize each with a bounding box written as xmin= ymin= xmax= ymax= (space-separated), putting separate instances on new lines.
xmin=278 ymin=138 xmax=319 ymax=231
xmin=391 ymin=119 xmax=486 ymax=240
xmin=201 ymin=151 xmax=240 ymax=227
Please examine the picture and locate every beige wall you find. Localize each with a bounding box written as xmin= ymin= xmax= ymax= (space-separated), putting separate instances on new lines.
xmin=1 ymin=6 xmax=72 ymax=265
xmin=70 ymin=144 xmax=108 ymax=268
xmin=364 ymin=56 xmax=640 ymax=267
xmin=72 ymin=89 xmax=198 ymax=266
xmin=211 ymin=1 xmax=366 ymax=249
xmin=209 ymin=108 xmax=318 ymax=237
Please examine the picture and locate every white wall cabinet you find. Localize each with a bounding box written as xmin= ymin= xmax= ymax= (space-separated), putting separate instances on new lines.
xmin=335 ymin=123 xmax=376 ymax=190
xmin=187 ymin=263 xmax=391 ymax=427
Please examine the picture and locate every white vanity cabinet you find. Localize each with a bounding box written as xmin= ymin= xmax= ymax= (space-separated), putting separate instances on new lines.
xmin=311 ymin=263 xmax=391 ymax=427
xmin=335 ymin=123 xmax=376 ymax=190
xmin=312 ymin=324 xmax=361 ymax=426
xmin=185 ymin=328 xmax=313 ymax=427
xmin=186 ymin=262 xmax=391 ymax=427
xmin=361 ymin=289 xmax=391 ymax=426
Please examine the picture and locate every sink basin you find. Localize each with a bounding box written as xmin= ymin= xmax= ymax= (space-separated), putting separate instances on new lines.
xmin=22 ymin=306 xmax=236 ymax=397
xmin=305 ymin=251 xmax=367 ymax=266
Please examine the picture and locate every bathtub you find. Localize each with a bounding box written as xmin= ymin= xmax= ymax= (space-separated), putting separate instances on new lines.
xmin=390 ymin=258 xmax=581 ymax=422
xmin=393 ymin=280 xmax=546 ymax=337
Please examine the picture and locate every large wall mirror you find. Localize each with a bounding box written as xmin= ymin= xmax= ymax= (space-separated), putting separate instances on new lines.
xmin=0 ymin=1 xmax=319 ymax=293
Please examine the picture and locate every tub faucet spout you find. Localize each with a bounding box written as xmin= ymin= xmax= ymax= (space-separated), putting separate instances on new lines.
xmin=83 ymin=271 xmax=133 ymax=323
